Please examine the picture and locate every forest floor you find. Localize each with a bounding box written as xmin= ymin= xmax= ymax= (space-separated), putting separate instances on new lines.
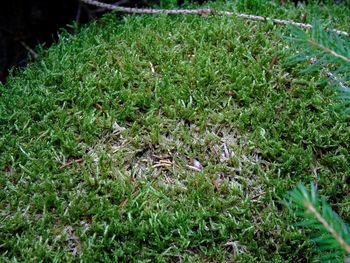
xmin=1 ymin=1 xmax=350 ymax=261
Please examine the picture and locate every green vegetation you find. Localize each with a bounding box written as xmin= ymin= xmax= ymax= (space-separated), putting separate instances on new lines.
xmin=1 ymin=1 xmax=350 ymax=261
xmin=283 ymin=12 xmax=350 ymax=262
xmin=286 ymin=183 xmax=350 ymax=262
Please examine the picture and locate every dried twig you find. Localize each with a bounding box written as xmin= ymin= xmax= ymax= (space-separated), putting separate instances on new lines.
xmin=120 ymin=197 xmax=128 ymax=207
xmin=152 ymin=159 xmax=173 ymax=168
xmin=19 ymin=41 xmax=38 ymax=59
xmin=80 ymin=0 xmax=349 ymax=37
xmin=187 ymin=165 xmax=202 ymax=172
xmin=80 ymin=0 xmax=211 ymax=15
xmin=88 ymin=0 xmax=130 ymax=14
xmin=211 ymin=177 xmax=221 ymax=192
xmin=60 ymin=158 xmax=84 ymax=169
xmin=221 ymin=11 xmax=349 ymax=37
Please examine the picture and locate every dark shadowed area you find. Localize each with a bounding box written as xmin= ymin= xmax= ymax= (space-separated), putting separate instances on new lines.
xmin=0 ymin=0 xmax=161 ymax=83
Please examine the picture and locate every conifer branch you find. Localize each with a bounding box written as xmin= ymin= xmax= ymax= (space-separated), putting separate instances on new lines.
xmin=286 ymin=184 xmax=350 ymax=261
xmin=310 ymin=57 xmax=349 ymax=90
xmin=304 ymin=201 xmax=350 ymax=253
xmin=307 ymin=38 xmax=350 ymax=64
xmin=285 ymin=19 xmax=350 ymax=114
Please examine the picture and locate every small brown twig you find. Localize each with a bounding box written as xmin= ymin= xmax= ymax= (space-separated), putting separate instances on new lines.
xmin=211 ymin=177 xmax=221 ymax=192
xmin=120 ymin=197 xmax=128 ymax=207
xmin=95 ymin=103 xmax=103 ymax=110
xmin=152 ymin=159 xmax=173 ymax=168
xmin=60 ymin=158 xmax=84 ymax=169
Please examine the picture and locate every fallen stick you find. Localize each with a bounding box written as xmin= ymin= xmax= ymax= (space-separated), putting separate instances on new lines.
xmin=80 ymin=0 xmax=349 ymax=37
xmin=80 ymin=0 xmax=211 ymax=15
xmin=60 ymin=158 xmax=84 ymax=169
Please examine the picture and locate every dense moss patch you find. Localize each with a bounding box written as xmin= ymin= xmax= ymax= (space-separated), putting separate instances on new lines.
xmin=1 ymin=1 xmax=349 ymax=261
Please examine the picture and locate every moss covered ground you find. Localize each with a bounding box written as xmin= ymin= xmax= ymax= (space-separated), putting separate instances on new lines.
xmin=1 ymin=1 xmax=350 ymax=261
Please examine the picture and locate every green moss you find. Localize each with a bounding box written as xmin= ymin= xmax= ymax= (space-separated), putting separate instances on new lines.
xmin=1 ymin=1 xmax=349 ymax=261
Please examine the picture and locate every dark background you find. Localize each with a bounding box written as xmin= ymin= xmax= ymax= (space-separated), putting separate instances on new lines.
xmin=0 ymin=0 xmax=345 ymax=83
xmin=0 ymin=0 xmax=163 ymax=83
xmin=1 ymin=0 xmax=77 ymax=82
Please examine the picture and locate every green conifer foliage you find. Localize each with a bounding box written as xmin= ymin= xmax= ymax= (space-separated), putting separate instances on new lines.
xmin=286 ymin=184 xmax=350 ymax=262
xmin=285 ymin=20 xmax=350 ymax=262
xmin=285 ymin=20 xmax=350 ymax=113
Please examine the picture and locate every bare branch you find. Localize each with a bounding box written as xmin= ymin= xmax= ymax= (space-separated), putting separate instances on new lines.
xmin=80 ymin=0 xmax=349 ymax=37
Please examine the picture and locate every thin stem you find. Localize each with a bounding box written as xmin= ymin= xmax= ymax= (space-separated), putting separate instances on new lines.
xmin=20 ymin=41 xmax=38 ymax=59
